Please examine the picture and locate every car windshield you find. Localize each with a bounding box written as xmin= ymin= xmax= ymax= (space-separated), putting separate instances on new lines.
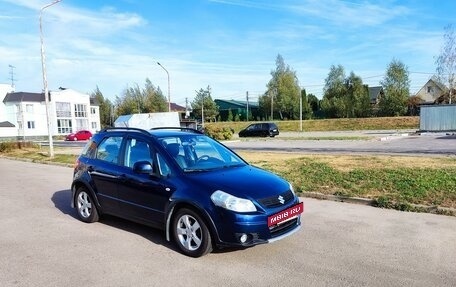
xmin=159 ymin=134 xmax=246 ymax=172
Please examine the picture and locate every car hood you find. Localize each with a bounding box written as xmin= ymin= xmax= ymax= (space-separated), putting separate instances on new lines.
xmin=185 ymin=165 xmax=290 ymax=200
xmin=66 ymin=133 xmax=75 ymax=137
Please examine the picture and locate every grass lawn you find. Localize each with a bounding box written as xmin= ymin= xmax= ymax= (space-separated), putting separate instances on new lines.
xmin=208 ymin=116 xmax=419 ymax=133
xmin=239 ymin=152 xmax=456 ymax=211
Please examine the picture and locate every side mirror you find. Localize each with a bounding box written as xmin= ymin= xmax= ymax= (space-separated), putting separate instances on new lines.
xmin=133 ymin=161 xmax=153 ymax=174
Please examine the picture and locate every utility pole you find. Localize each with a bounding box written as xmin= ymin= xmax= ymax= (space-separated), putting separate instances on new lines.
xmin=299 ymin=88 xmax=302 ymax=132
xmin=270 ymin=90 xmax=274 ymax=121
xmin=8 ymin=65 xmax=16 ymax=88
xmin=40 ymin=0 xmax=62 ymax=158
xmin=201 ymin=97 xmax=204 ymax=128
xmin=246 ymin=91 xmax=249 ymax=121
xmin=185 ymin=97 xmax=190 ymax=119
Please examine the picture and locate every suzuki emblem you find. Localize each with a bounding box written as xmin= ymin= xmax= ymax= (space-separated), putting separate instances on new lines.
xmin=278 ymin=195 xmax=285 ymax=204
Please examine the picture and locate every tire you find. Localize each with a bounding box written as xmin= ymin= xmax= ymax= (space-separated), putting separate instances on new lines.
xmin=75 ymin=187 xmax=99 ymax=223
xmin=172 ymin=208 xmax=213 ymax=257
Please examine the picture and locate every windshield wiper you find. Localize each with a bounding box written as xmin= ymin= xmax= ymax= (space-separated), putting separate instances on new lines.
xmin=183 ymin=168 xmax=208 ymax=173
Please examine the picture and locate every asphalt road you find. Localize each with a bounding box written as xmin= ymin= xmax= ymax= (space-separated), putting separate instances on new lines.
xmin=1 ymin=158 xmax=455 ymax=287
xmin=225 ymin=131 xmax=456 ymax=156
xmin=49 ymin=130 xmax=456 ymax=156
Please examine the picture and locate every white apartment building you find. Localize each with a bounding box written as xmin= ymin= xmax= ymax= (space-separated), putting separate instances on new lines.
xmin=0 ymin=84 xmax=100 ymax=138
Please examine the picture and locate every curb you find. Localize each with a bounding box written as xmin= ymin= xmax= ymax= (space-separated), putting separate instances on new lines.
xmin=300 ymin=192 xmax=456 ymax=216
xmin=379 ymin=133 xmax=411 ymax=141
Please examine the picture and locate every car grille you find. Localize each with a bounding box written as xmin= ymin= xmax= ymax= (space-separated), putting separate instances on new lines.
xmin=269 ymin=218 xmax=299 ymax=237
xmin=257 ymin=190 xmax=294 ymax=208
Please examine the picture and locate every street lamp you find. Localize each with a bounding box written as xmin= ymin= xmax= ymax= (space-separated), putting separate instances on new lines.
xmin=157 ymin=62 xmax=171 ymax=112
xmin=40 ymin=0 xmax=61 ymax=158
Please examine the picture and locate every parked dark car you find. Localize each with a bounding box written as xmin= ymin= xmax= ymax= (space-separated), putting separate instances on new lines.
xmin=65 ymin=130 xmax=92 ymax=141
xmin=71 ymin=127 xmax=302 ymax=257
xmin=238 ymin=122 xmax=279 ymax=137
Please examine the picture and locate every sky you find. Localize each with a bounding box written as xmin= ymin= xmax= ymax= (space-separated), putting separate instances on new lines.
xmin=0 ymin=0 xmax=454 ymax=107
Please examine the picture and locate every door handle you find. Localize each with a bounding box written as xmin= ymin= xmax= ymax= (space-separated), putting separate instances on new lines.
xmin=118 ymin=174 xmax=128 ymax=183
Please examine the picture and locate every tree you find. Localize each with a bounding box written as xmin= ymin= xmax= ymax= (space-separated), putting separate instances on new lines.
xmin=321 ymin=65 xmax=347 ymax=118
xmin=307 ymin=94 xmax=320 ymax=117
xmin=115 ymin=78 xmax=167 ymax=116
xmin=191 ymin=86 xmax=218 ymax=122
xmin=260 ymin=54 xmax=300 ymax=120
xmin=435 ymin=24 xmax=456 ymax=104
xmin=143 ymin=79 xmax=167 ymax=112
xmin=407 ymin=95 xmax=424 ymax=116
xmin=300 ymin=88 xmax=313 ymax=120
xmin=379 ymin=59 xmax=410 ymax=116
xmin=90 ymin=86 xmax=113 ymax=128
xmin=346 ymin=72 xmax=371 ymax=118
xmin=227 ymin=109 xmax=233 ymax=121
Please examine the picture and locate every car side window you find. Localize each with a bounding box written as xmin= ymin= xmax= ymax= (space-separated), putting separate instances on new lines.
xmin=96 ymin=136 xmax=122 ymax=164
xmin=246 ymin=124 xmax=255 ymax=131
xmin=157 ymin=153 xmax=172 ymax=177
xmin=124 ymin=138 xmax=152 ymax=168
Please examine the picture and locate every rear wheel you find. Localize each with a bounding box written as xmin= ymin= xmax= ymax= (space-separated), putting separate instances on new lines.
xmin=75 ymin=187 xmax=99 ymax=223
xmin=173 ymin=208 xmax=212 ymax=257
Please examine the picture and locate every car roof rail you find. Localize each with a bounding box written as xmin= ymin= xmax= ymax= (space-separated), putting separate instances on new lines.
xmin=150 ymin=127 xmax=203 ymax=134
xmin=99 ymin=127 xmax=150 ymax=136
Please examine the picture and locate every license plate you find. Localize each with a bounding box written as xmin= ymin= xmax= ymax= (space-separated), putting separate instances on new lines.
xmin=268 ymin=202 xmax=304 ymax=227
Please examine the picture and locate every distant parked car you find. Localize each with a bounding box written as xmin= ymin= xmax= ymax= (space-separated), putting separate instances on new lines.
xmin=239 ymin=122 xmax=279 ymax=137
xmin=65 ymin=130 xmax=92 ymax=141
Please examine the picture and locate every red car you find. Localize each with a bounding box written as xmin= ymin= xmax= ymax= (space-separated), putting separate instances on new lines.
xmin=65 ymin=130 xmax=92 ymax=141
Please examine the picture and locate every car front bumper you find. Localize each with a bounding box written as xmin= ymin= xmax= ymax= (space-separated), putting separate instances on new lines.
xmin=214 ymin=200 xmax=302 ymax=247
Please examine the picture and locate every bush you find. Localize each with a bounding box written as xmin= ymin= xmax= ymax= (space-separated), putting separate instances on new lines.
xmin=0 ymin=141 xmax=38 ymax=153
xmin=203 ymin=125 xmax=233 ymax=140
xmin=0 ymin=142 xmax=15 ymax=153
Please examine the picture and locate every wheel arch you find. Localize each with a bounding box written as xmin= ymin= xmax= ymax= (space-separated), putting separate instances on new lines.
xmin=165 ymin=201 xmax=220 ymax=245
xmin=71 ymin=180 xmax=100 ymax=210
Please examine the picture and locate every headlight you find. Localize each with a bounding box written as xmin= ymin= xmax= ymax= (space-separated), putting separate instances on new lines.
xmin=289 ymin=182 xmax=295 ymax=196
xmin=210 ymin=190 xmax=257 ymax=213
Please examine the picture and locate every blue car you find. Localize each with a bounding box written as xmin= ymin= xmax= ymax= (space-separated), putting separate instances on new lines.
xmin=71 ymin=127 xmax=302 ymax=257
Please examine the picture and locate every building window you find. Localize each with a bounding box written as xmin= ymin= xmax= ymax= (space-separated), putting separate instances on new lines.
xmin=57 ymin=119 xmax=72 ymax=134
xmin=91 ymin=107 xmax=96 ymax=114
xmin=75 ymin=104 xmax=87 ymax=117
xmin=27 ymin=121 xmax=35 ymax=129
xmin=76 ymin=119 xmax=89 ymax=130
xmin=427 ymin=86 xmax=433 ymax=93
xmin=91 ymin=122 xmax=97 ymax=129
xmin=56 ymin=102 xmax=71 ymax=117
xmin=26 ymin=104 xmax=33 ymax=113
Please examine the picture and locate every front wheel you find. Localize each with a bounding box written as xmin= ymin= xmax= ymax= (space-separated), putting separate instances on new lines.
xmin=172 ymin=208 xmax=213 ymax=257
xmin=75 ymin=187 xmax=99 ymax=223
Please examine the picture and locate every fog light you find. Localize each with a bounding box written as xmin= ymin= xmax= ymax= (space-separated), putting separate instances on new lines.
xmin=239 ymin=234 xmax=248 ymax=243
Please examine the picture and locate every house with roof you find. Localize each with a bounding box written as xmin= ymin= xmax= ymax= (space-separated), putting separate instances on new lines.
xmin=368 ymin=86 xmax=384 ymax=106
xmin=0 ymin=85 xmax=100 ymax=138
xmin=415 ymin=77 xmax=447 ymax=104
xmin=214 ymin=99 xmax=260 ymax=121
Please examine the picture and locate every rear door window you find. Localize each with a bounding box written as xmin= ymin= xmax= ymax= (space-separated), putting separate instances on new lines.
xmin=96 ymin=136 xmax=123 ymax=164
